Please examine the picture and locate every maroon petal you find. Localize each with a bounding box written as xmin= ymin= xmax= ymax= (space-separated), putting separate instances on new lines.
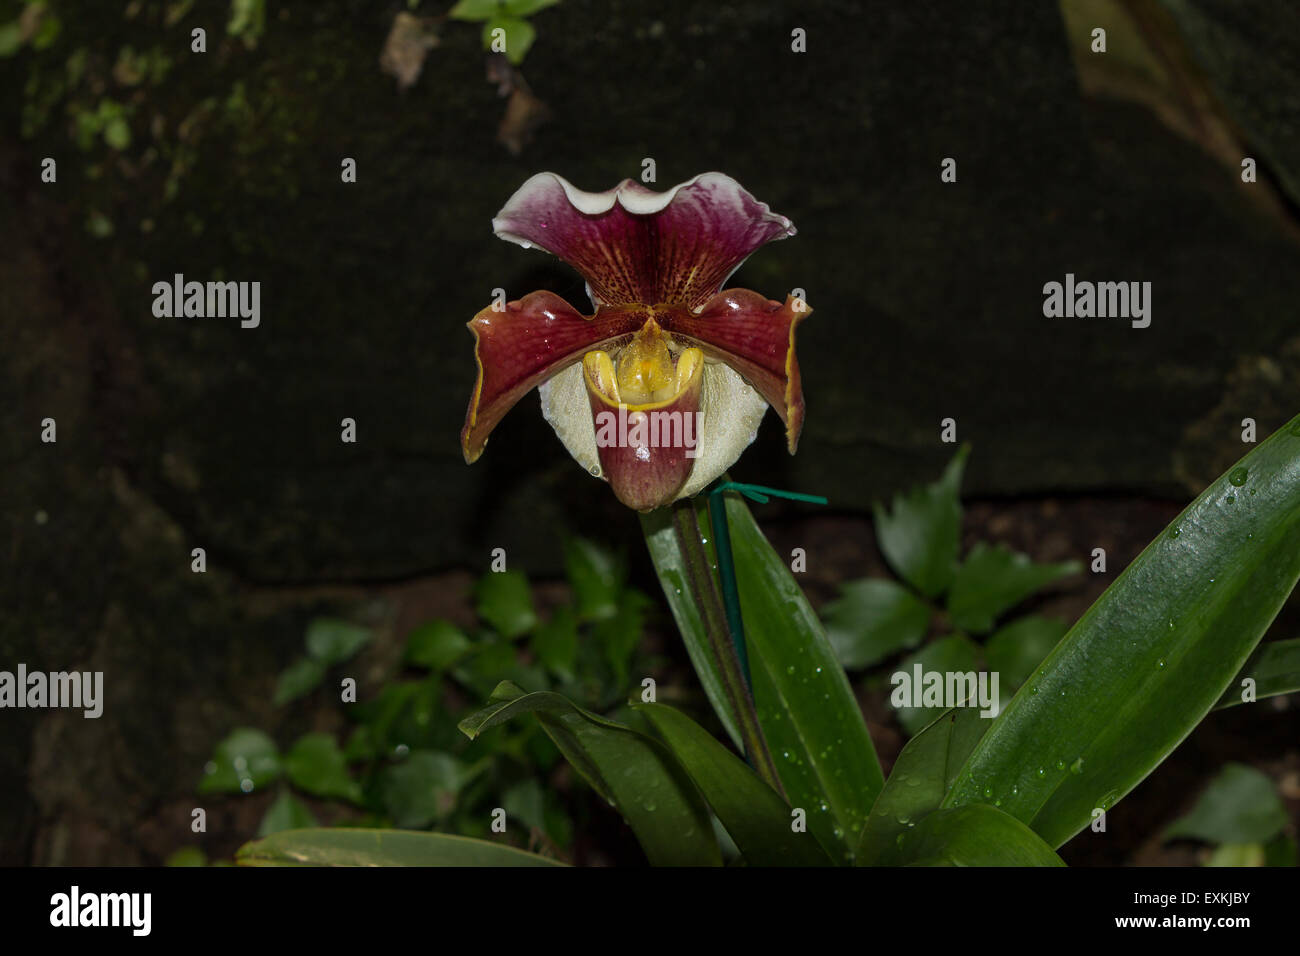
xmin=584 ymin=346 xmax=705 ymax=511
xmin=660 ymin=290 xmax=810 ymax=453
xmin=461 ymin=292 xmax=644 ymax=462
xmin=492 ymin=172 xmax=795 ymax=309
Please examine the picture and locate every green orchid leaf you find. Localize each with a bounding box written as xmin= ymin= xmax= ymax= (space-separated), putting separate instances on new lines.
xmin=636 ymin=702 xmax=834 ymax=866
xmin=946 ymin=543 xmax=1080 ymax=634
xmin=944 ymin=414 xmax=1300 ymax=848
xmin=718 ymin=492 xmax=885 ymax=861
xmin=238 ymin=828 xmax=565 ymax=866
xmin=639 ymin=509 xmax=743 ymax=750
xmin=873 ymin=446 xmax=967 ymax=598
xmin=459 ymin=682 xmax=720 ymax=865
xmin=823 ymin=577 xmax=932 ymax=670
xmin=1164 ymin=763 xmax=1287 ymax=845
xmin=891 ymin=634 xmax=982 ymax=736
xmin=284 ymin=733 xmax=363 ymax=803
xmin=273 ymin=656 xmax=327 ymax=706
xmin=1215 ymin=637 xmax=1300 ymax=709
xmin=896 ymin=804 xmax=1066 ymax=867
xmin=474 ymin=570 xmax=537 ymax=638
xmin=857 ymin=707 xmax=988 ymax=865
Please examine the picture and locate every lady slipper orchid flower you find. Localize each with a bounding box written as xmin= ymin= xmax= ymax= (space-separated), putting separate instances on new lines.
xmin=461 ymin=172 xmax=810 ymax=511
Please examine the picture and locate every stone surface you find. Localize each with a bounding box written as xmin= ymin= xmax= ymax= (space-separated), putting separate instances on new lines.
xmin=3 ymin=0 xmax=1300 ymax=862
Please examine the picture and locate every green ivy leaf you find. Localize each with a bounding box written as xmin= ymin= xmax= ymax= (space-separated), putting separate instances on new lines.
xmin=474 ymin=570 xmax=537 ymax=638
xmin=284 ymin=733 xmax=363 ymax=803
xmin=984 ymin=615 xmax=1069 ymax=690
xmin=198 ymin=728 xmax=281 ymax=794
xmin=564 ymin=537 xmax=622 ymax=621
xmin=590 ymin=588 xmax=650 ymax=688
xmin=404 ymin=620 xmax=472 ymax=670
xmin=448 ymin=0 xmax=504 ymax=20
xmin=946 ymin=543 xmax=1080 ymax=634
xmin=873 ymin=446 xmax=967 ymax=598
xmin=531 ymin=605 xmax=579 ymax=679
xmin=501 ymin=0 xmax=560 ymax=17
xmin=379 ymin=750 xmax=463 ymax=828
xmin=257 ymin=790 xmax=319 ymax=837
xmin=482 ymin=16 xmax=535 ymax=65
xmin=1164 ymin=763 xmax=1288 ymax=845
xmin=502 ymin=778 xmax=546 ymax=832
xmin=272 ymin=656 xmax=327 ymax=706
xmin=823 ymin=578 xmax=931 ymax=669
xmin=305 ymin=617 xmax=373 ymax=665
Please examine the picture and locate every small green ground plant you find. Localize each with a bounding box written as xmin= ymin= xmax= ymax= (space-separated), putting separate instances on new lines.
xmin=176 ymin=538 xmax=655 ymax=864
xmin=822 ymin=446 xmax=1081 ymax=733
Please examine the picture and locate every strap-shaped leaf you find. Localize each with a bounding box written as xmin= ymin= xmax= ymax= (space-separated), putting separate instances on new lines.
xmin=642 ymin=495 xmax=885 ymax=862
xmin=944 ymin=414 xmax=1300 ymax=847
xmin=896 ymin=805 xmax=1065 ymax=867
xmin=237 ymin=828 xmax=565 ymax=866
xmin=1215 ymin=637 xmax=1300 ymax=709
xmin=459 ymin=682 xmax=721 ymax=866
xmin=717 ymin=492 xmax=885 ymax=860
xmin=640 ymin=510 xmax=744 ymax=750
xmin=637 ymin=702 xmax=834 ymax=866
xmin=857 ymin=707 xmax=988 ymax=865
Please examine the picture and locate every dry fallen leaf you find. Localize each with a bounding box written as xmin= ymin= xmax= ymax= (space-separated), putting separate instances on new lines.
xmin=497 ymin=74 xmax=551 ymax=156
xmin=380 ymin=12 xmax=441 ymax=92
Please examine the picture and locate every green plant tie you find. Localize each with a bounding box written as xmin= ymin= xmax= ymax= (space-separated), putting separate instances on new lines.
xmin=707 ymin=482 xmax=830 ymax=692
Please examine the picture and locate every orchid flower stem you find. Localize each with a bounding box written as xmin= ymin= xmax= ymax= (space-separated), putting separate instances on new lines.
xmin=670 ymin=499 xmax=784 ymax=797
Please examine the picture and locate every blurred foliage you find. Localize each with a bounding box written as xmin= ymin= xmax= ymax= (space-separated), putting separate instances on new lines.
xmin=1163 ymin=762 xmax=1297 ymax=867
xmin=1 ymin=0 xmax=276 ymax=237
xmin=178 ymin=537 xmax=660 ymax=864
xmin=821 ymin=446 xmax=1083 ymax=735
xmin=448 ymin=0 xmax=559 ymax=66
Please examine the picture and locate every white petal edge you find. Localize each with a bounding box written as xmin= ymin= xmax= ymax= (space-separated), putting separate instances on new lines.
xmin=492 ymin=171 xmax=795 ymax=248
xmin=538 ymin=360 xmax=769 ymax=504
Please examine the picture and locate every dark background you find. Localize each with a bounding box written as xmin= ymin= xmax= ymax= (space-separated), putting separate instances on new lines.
xmin=2 ymin=0 xmax=1298 ymax=864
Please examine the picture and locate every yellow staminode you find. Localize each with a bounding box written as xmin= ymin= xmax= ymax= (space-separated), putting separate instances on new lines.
xmin=583 ymin=320 xmax=703 ymax=410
